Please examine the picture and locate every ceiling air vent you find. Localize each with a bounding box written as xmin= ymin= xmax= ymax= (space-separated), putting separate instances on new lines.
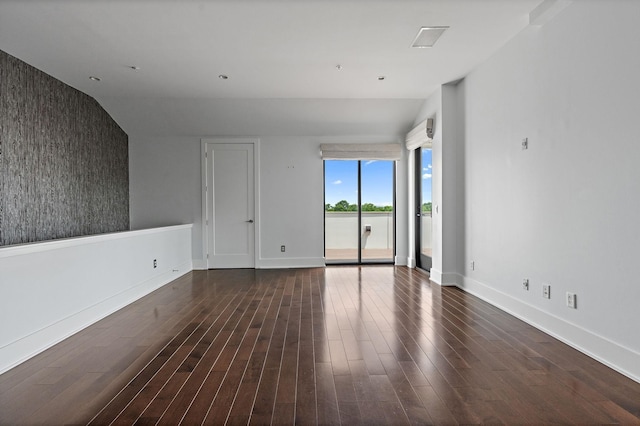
xmin=411 ymin=26 xmax=449 ymax=48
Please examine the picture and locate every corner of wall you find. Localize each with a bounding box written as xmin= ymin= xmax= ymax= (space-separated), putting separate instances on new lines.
xmin=395 ymin=256 xmax=409 ymax=266
xmin=192 ymin=259 xmax=207 ymax=270
xmin=430 ymin=269 xmax=461 ymax=287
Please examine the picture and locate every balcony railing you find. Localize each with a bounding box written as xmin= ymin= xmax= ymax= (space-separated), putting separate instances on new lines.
xmin=324 ymin=211 xmax=433 ymax=261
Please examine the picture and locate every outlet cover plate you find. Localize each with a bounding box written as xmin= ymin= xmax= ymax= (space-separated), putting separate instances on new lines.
xmin=542 ymin=284 xmax=550 ymax=299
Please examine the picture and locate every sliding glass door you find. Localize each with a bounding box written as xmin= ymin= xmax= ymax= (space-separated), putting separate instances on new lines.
xmin=324 ymin=160 xmax=395 ymax=264
xmin=415 ymin=148 xmax=432 ymax=271
xmin=360 ymin=160 xmax=394 ymax=262
xmin=324 ymin=160 xmax=359 ymax=263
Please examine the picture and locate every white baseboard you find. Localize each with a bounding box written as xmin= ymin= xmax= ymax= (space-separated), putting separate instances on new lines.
xmin=257 ymin=257 xmax=326 ymax=269
xmin=430 ymin=268 xmax=442 ymax=284
xmin=430 ymin=269 xmax=461 ymax=286
xmin=0 ymin=261 xmax=192 ymax=375
xmin=459 ymin=275 xmax=640 ymax=384
xmin=442 ymin=272 xmax=462 ymax=286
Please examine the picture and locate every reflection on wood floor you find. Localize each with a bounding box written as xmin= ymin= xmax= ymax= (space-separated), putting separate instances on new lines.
xmin=1 ymin=266 xmax=639 ymax=425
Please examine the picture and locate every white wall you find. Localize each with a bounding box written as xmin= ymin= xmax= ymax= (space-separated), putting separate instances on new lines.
xmin=129 ymin=136 xmax=203 ymax=260
xmin=452 ymin=1 xmax=640 ymax=381
xmin=258 ymin=136 xmax=325 ymax=268
xmin=0 ymin=225 xmax=192 ymax=374
xmin=129 ymin=135 xmax=409 ymax=269
xmin=441 ymin=84 xmax=465 ymax=284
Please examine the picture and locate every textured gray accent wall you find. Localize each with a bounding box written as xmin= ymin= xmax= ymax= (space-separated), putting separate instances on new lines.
xmin=0 ymin=50 xmax=129 ymax=246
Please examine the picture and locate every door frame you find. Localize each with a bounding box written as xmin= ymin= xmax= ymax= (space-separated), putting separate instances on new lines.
xmin=323 ymin=159 xmax=396 ymax=265
xmin=201 ymin=138 xmax=261 ymax=269
xmin=415 ymin=147 xmax=432 ymax=271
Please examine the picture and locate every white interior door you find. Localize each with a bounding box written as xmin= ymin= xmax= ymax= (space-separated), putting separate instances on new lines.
xmin=206 ymin=142 xmax=255 ymax=268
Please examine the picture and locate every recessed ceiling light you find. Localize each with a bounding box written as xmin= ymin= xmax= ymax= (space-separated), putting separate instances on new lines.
xmin=378 ymin=76 xmax=386 ymax=81
xmin=336 ymin=64 xmax=343 ymax=71
xmin=411 ymin=26 xmax=449 ymax=48
xmin=218 ymin=74 xmax=228 ymax=80
xmin=89 ymin=76 xmax=101 ymax=81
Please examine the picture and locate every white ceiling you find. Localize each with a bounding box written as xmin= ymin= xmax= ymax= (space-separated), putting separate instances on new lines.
xmin=0 ymin=0 xmax=541 ymax=137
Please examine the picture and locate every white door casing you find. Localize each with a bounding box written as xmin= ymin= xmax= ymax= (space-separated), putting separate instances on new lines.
xmin=203 ymin=140 xmax=258 ymax=269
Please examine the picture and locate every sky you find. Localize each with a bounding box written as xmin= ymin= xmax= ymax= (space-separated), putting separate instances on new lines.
xmin=324 ymin=151 xmax=432 ymax=207
xmin=421 ymin=149 xmax=433 ymax=204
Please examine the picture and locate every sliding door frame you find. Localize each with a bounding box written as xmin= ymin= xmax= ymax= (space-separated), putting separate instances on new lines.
xmin=324 ymin=160 xmax=396 ymax=265
xmin=415 ymin=147 xmax=432 ymax=271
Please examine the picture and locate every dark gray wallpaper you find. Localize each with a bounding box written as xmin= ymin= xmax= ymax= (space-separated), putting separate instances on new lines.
xmin=0 ymin=49 xmax=129 ymax=246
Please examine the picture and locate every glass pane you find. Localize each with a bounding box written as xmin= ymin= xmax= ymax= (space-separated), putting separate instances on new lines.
xmin=324 ymin=160 xmax=359 ymax=262
xmin=361 ymin=160 xmax=394 ymax=262
xmin=421 ymin=149 xmax=432 ymax=258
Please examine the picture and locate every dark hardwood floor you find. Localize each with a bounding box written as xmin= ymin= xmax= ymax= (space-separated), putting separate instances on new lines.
xmin=1 ymin=266 xmax=639 ymax=425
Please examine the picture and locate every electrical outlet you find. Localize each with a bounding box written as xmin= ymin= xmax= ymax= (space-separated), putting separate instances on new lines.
xmin=280 ymin=245 xmax=285 ymax=252
xmin=522 ymin=279 xmax=529 ymax=291
xmin=522 ymin=137 xmax=529 ymax=150
xmin=566 ymin=292 xmax=577 ymax=309
xmin=542 ymin=284 xmax=550 ymax=299
xmin=153 ymin=259 xmax=157 ymax=268
xmin=470 ymin=261 xmax=475 ymax=271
